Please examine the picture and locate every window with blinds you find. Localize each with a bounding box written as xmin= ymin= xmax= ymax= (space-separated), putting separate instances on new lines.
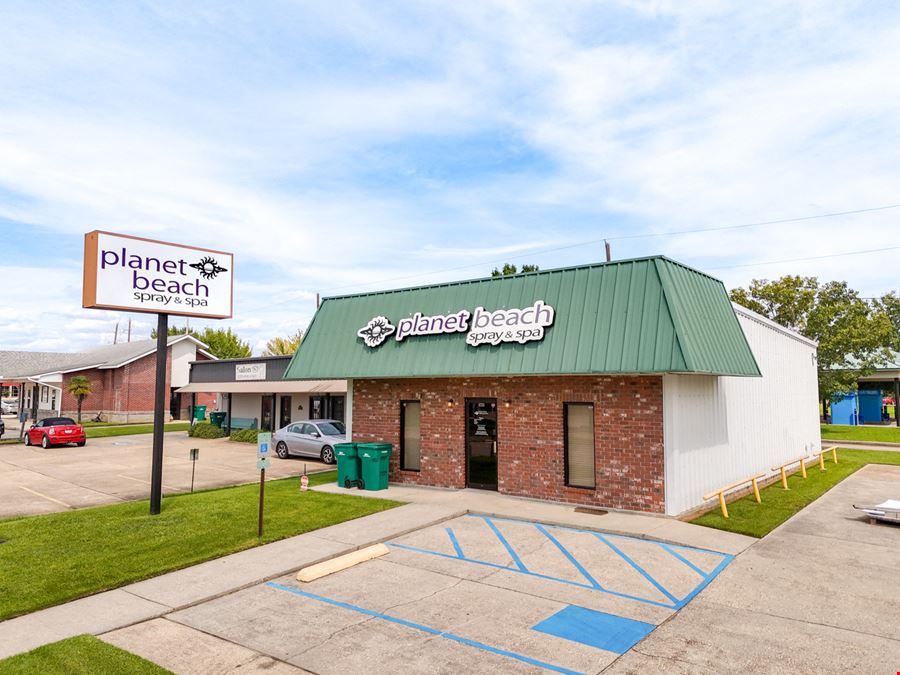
xmin=565 ymin=403 xmax=595 ymax=488
xmin=401 ymin=401 xmax=421 ymax=471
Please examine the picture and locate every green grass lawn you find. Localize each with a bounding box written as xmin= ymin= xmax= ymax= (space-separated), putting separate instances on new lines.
xmin=690 ymin=449 xmax=900 ymax=538
xmin=820 ymin=424 xmax=900 ymax=443
xmin=85 ymin=422 xmax=191 ymax=439
xmin=0 ymin=635 xmax=170 ymax=675
xmin=0 ymin=470 xmax=400 ymax=621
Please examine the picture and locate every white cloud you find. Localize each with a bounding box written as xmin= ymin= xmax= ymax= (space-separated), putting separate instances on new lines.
xmin=2 ymin=2 xmax=900 ymax=352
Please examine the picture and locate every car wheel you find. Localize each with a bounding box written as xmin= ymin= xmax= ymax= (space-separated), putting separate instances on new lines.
xmin=276 ymin=441 xmax=290 ymax=459
xmin=41 ymin=435 xmax=51 ymax=449
xmin=24 ymin=433 xmax=32 ymax=446
xmin=76 ymin=441 xmax=86 ymax=447
xmin=320 ymin=445 xmax=335 ymax=464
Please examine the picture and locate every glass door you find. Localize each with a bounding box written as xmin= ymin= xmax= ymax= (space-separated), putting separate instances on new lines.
xmin=466 ymin=398 xmax=498 ymax=490
xmin=280 ymin=396 xmax=292 ymax=428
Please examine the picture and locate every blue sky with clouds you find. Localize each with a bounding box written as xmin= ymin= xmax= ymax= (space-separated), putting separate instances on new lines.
xmin=2 ymin=1 xmax=900 ymax=352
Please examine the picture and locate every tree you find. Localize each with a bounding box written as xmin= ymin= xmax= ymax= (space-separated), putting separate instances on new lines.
xmin=67 ymin=375 xmax=92 ymax=424
xmin=150 ymin=325 xmax=252 ymax=359
xmin=262 ymin=330 xmax=303 ymax=356
xmin=730 ymin=276 xmax=895 ymax=402
xmin=875 ymin=292 xmax=900 ymax=351
xmin=491 ymin=263 xmax=539 ymax=277
xmin=195 ymin=327 xmax=252 ymax=359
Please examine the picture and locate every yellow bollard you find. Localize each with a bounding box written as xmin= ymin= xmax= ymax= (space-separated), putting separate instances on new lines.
xmin=718 ymin=492 xmax=729 ymax=519
xmin=800 ymin=458 xmax=807 ymax=479
xmin=780 ymin=466 xmax=789 ymax=490
xmin=751 ymin=477 xmax=761 ymax=503
xmin=819 ymin=453 xmax=826 ymax=471
xmin=831 ymin=447 xmax=838 ymax=464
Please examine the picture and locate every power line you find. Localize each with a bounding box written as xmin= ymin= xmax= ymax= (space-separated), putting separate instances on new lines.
xmin=239 ymin=202 xmax=900 ymax=313
xmin=319 ymin=203 xmax=900 ymax=294
xmin=707 ymin=244 xmax=900 ymax=270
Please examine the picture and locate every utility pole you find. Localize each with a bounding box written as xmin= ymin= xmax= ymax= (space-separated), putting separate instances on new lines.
xmin=113 ymin=321 xmax=119 ymax=344
xmin=127 ymin=319 xmax=132 ymax=342
xmin=604 ymin=240 xmax=612 ymax=262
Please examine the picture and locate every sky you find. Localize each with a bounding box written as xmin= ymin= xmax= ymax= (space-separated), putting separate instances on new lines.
xmin=2 ymin=1 xmax=900 ymax=354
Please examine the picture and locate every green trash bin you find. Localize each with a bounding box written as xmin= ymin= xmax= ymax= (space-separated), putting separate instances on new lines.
xmin=209 ymin=411 xmax=227 ymax=428
xmin=358 ymin=442 xmax=392 ymax=491
xmin=192 ymin=405 xmax=207 ymax=423
xmin=335 ymin=443 xmax=361 ymax=489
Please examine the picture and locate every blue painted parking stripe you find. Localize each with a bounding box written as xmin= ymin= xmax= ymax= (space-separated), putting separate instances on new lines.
xmin=534 ymin=523 xmax=603 ymax=589
xmin=659 ymin=543 xmax=707 ymax=578
xmin=446 ymin=527 xmax=465 ymax=558
xmin=481 ymin=516 xmax=528 ymax=572
xmin=476 ymin=515 xmax=731 ymax=559
xmin=386 ymin=542 xmax=676 ymax=609
xmin=673 ymin=553 xmax=734 ymax=609
xmin=265 ymin=582 xmax=585 ymax=675
xmin=592 ymin=533 xmax=679 ymax=605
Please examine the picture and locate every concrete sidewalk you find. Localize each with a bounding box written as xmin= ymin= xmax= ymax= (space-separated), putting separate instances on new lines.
xmin=0 ymin=486 xmax=751 ymax=662
xmin=0 ymin=502 xmax=464 ymax=660
xmin=312 ymin=482 xmax=755 ymax=555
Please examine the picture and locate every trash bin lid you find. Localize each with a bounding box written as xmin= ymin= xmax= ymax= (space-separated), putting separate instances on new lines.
xmin=335 ymin=442 xmax=358 ymax=456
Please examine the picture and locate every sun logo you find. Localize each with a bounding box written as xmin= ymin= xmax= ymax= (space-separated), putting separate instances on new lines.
xmin=189 ymin=256 xmax=228 ymax=280
xmin=357 ymin=316 xmax=396 ymax=348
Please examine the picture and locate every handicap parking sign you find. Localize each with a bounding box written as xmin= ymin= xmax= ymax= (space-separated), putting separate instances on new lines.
xmin=257 ymin=432 xmax=272 ymax=457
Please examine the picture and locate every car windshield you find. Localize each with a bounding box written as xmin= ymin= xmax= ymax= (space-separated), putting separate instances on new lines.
xmin=317 ymin=422 xmax=345 ymax=436
xmin=46 ymin=418 xmax=77 ymax=426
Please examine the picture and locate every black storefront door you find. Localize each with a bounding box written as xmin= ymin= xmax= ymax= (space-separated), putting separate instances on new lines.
xmin=280 ymin=396 xmax=292 ymax=428
xmin=466 ymin=398 xmax=498 ymax=490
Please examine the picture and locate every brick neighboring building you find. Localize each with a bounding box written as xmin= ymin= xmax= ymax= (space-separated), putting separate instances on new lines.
xmin=0 ymin=336 xmax=216 ymax=423
xmin=284 ymin=256 xmax=821 ymax=516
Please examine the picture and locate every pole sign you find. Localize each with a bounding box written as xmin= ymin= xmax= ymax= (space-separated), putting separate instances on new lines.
xmin=357 ymin=300 xmax=555 ymax=349
xmin=83 ymin=231 xmax=233 ymax=318
xmin=257 ymin=432 xmax=272 ymax=457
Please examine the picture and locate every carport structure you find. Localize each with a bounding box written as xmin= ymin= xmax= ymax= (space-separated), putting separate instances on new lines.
xmin=854 ymin=353 xmax=900 ymax=426
xmin=166 ymin=515 xmax=733 ymax=674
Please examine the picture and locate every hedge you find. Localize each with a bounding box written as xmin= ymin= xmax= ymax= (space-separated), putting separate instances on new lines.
xmin=187 ymin=422 xmax=225 ymax=439
xmin=230 ymin=429 xmax=258 ymax=443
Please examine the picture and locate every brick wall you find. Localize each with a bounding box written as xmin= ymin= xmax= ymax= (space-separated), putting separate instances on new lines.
xmin=352 ymin=375 xmax=665 ymax=513
xmin=61 ymin=350 xmax=173 ymax=423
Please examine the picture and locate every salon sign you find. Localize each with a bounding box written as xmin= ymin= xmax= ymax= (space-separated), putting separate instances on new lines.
xmin=357 ymin=300 xmax=554 ymax=349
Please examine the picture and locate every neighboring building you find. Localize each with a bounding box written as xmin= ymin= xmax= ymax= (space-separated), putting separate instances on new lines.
xmin=177 ymin=355 xmax=346 ymax=433
xmin=827 ymin=354 xmax=900 ymax=426
xmin=0 ymin=335 xmax=215 ymax=423
xmin=284 ymin=256 xmax=821 ymax=516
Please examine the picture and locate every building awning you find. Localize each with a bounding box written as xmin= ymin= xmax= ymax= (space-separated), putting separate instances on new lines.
xmin=177 ymin=380 xmax=346 ymax=394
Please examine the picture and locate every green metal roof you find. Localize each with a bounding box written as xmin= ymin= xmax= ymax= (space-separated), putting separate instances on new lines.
xmin=284 ymin=256 xmax=761 ymax=380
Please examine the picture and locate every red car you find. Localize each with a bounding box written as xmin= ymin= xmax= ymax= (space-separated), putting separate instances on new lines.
xmin=25 ymin=417 xmax=86 ymax=448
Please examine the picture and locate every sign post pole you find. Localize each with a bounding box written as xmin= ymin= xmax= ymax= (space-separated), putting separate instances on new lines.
xmin=257 ymin=432 xmax=271 ymax=537
xmin=189 ymin=448 xmax=199 ymax=492
xmin=149 ymin=312 xmax=168 ymax=515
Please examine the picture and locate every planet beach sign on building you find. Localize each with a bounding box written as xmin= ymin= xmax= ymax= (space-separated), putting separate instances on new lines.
xmin=83 ymin=231 xmax=234 ymax=318
xmin=357 ymin=300 xmax=555 ymax=349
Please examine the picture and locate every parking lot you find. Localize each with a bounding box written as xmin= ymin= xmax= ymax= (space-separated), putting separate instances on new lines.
xmin=143 ymin=514 xmax=732 ymax=674
xmin=0 ymin=430 xmax=328 ymax=518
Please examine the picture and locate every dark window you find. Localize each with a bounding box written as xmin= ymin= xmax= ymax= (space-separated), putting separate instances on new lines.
xmin=44 ymin=417 xmax=76 ymax=426
xmin=400 ymin=401 xmax=421 ymax=471
xmin=564 ymin=403 xmax=595 ymax=488
xmin=317 ymin=421 xmax=345 ymax=436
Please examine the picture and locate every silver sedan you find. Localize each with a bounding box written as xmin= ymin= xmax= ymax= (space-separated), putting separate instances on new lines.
xmin=273 ymin=419 xmax=346 ymax=464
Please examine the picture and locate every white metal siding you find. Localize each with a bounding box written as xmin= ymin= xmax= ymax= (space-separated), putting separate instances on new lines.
xmin=663 ymin=308 xmax=821 ymax=515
